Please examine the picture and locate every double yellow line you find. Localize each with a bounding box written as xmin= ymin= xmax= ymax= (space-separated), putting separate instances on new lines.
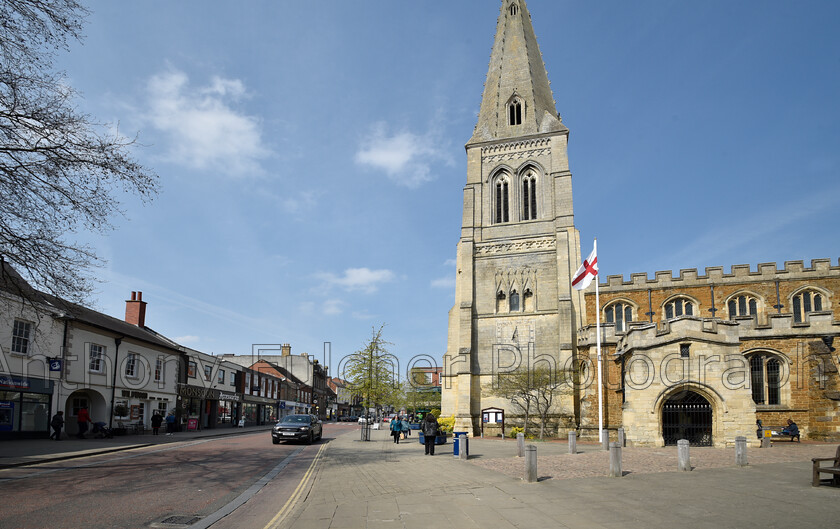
xmin=263 ymin=443 xmax=327 ymax=529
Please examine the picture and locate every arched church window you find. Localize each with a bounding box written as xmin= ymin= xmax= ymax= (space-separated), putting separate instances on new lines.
xmin=509 ymin=3 xmax=518 ymax=16
xmin=522 ymin=171 xmax=537 ymax=220
xmin=509 ymin=290 xmax=520 ymax=312
xmin=508 ymin=98 xmax=523 ymax=126
xmin=728 ymin=294 xmax=757 ymax=319
xmin=494 ymin=174 xmax=510 ymax=223
xmin=792 ymin=289 xmax=823 ymax=323
xmin=605 ymin=302 xmax=633 ymax=332
xmin=664 ymin=297 xmax=694 ymax=319
xmin=749 ymin=353 xmax=782 ymax=406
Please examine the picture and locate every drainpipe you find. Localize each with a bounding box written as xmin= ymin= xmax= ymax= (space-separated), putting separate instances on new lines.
xmin=773 ymin=280 xmax=783 ymax=313
xmin=645 ymin=289 xmax=654 ymax=323
xmin=708 ymin=285 xmax=717 ymax=317
xmin=109 ymin=336 xmax=123 ymax=429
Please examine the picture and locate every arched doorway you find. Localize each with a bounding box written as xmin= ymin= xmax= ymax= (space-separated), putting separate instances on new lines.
xmin=662 ymin=390 xmax=712 ymax=446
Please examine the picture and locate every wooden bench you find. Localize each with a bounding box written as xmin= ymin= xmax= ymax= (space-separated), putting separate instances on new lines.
xmin=767 ymin=427 xmax=800 ymax=442
xmin=812 ymin=445 xmax=840 ymax=487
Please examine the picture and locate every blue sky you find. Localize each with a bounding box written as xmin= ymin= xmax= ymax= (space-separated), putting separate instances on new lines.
xmin=56 ymin=1 xmax=840 ymax=371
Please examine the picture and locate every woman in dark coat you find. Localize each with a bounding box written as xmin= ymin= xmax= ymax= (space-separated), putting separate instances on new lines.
xmin=421 ymin=413 xmax=439 ymax=456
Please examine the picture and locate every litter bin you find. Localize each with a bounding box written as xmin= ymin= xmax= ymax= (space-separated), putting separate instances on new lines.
xmin=453 ymin=431 xmax=469 ymax=457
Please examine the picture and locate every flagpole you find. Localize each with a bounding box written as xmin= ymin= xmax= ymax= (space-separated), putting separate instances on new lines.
xmin=594 ymin=238 xmax=603 ymax=445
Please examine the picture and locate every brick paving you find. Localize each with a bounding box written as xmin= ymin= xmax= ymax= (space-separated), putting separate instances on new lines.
xmin=470 ymin=439 xmax=839 ymax=480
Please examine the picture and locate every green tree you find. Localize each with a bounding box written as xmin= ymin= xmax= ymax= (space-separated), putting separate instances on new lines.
xmin=0 ymin=0 xmax=159 ymax=303
xmin=492 ymin=365 xmax=570 ymax=439
xmin=341 ymin=325 xmax=399 ymax=417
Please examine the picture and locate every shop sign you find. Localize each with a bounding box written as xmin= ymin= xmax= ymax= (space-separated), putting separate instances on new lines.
xmin=187 ymin=418 xmax=199 ymax=431
xmin=218 ymin=392 xmax=241 ymax=403
xmin=177 ymin=384 xmax=220 ymax=400
xmin=0 ymin=376 xmax=29 ymax=389
xmin=121 ymin=390 xmax=149 ymax=399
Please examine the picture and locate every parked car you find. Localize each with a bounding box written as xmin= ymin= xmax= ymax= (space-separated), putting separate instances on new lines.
xmin=339 ymin=415 xmax=357 ymax=422
xmin=358 ymin=416 xmax=369 ymax=424
xmin=272 ymin=414 xmax=323 ymax=444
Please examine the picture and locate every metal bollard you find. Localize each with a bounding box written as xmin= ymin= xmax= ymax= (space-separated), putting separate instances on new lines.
xmin=458 ymin=434 xmax=468 ymax=461
xmin=568 ymin=431 xmax=577 ymax=454
xmin=601 ymin=429 xmax=610 ymax=451
xmin=609 ymin=442 xmax=622 ymax=477
xmin=761 ymin=429 xmax=771 ymax=448
xmin=735 ymin=436 xmax=748 ymax=467
xmin=618 ymin=427 xmax=625 ymax=447
xmin=677 ymin=439 xmax=691 ymax=471
xmin=525 ymin=445 xmax=537 ymax=483
xmin=517 ymin=432 xmax=525 ymax=457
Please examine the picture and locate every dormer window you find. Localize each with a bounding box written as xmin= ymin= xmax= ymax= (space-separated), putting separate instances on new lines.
xmin=508 ymin=97 xmax=523 ymax=126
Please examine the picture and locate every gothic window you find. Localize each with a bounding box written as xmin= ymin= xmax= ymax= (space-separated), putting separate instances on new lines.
xmin=792 ymin=289 xmax=823 ymax=323
xmin=728 ymin=294 xmax=758 ymax=318
xmin=749 ymin=353 xmax=782 ymax=406
xmin=664 ymin=297 xmax=694 ymax=319
xmin=509 ymin=290 xmax=520 ymax=312
xmin=522 ymin=171 xmax=537 ymax=220
xmin=523 ymin=288 xmax=534 ymax=312
xmin=605 ymin=302 xmax=633 ymax=332
xmin=508 ymin=98 xmax=523 ymax=126
xmin=509 ymin=3 xmax=518 ymax=16
xmin=494 ymin=174 xmax=510 ymax=223
xmin=496 ymin=290 xmax=507 ymax=313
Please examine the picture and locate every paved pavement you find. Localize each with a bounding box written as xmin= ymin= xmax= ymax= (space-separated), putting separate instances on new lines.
xmin=281 ymin=429 xmax=840 ymax=529
xmin=0 ymin=424 xmax=273 ymax=468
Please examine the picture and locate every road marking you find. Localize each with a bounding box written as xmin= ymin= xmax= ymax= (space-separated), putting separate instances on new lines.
xmin=262 ymin=443 xmax=328 ymax=529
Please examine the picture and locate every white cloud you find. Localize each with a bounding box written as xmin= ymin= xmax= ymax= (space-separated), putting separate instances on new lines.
xmin=174 ymin=335 xmax=200 ymax=344
xmin=431 ymin=276 xmax=455 ymax=289
xmin=317 ymin=267 xmax=396 ymax=293
xmin=443 ymin=259 xmax=457 ymax=267
xmin=355 ymin=122 xmax=449 ymax=188
xmin=144 ymin=68 xmax=269 ymax=176
xmin=323 ymin=299 xmax=345 ymax=315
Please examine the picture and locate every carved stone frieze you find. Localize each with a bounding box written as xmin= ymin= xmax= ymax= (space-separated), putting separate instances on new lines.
xmin=476 ymin=237 xmax=555 ymax=256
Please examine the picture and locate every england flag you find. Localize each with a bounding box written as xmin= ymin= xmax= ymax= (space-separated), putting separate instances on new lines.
xmin=572 ymin=244 xmax=598 ymax=291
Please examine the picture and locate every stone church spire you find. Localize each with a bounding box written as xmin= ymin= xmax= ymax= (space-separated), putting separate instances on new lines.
xmin=469 ymin=0 xmax=567 ymax=145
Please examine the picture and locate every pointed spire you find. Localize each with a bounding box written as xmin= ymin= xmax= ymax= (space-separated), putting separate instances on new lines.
xmin=469 ymin=0 xmax=567 ymax=145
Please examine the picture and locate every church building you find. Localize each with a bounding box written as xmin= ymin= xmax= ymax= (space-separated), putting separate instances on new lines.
xmin=441 ymin=0 xmax=840 ymax=446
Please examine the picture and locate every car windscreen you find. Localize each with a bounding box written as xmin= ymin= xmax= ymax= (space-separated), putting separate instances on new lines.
xmin=280 ymin=416 xmax=310 ymax=424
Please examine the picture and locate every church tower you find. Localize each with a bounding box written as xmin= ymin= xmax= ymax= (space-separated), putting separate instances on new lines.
xmin=442 ymin=0 xmax=584 ymax=435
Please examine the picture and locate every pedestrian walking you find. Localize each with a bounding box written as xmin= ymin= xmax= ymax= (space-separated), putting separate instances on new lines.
xmin=401 ymin=417 xmax=411 ymax=438
xmin=50 ymin=411 xmax=64 ymax=440
xmin=76 ymin=406 xmax=92 ymax=439
xmin=151 ymin=412 xmax=164 ymax=435
xmin=422 ymin=413 xmax=439 ymax=455
xmin=390 ymin=415 xmax=402 ymax=444
xmin=165 ymin=411 xmax=176 ymax=435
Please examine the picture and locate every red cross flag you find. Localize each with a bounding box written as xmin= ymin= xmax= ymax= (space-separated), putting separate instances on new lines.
xmin=572 ymin=244 xmax=598 ymax=290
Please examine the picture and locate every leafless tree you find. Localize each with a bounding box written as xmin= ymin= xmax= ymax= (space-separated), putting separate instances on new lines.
xmin=0 ymin=0 xmax=159 ymax=303
xmin=492 ymin=366 xmax=570 ymax=439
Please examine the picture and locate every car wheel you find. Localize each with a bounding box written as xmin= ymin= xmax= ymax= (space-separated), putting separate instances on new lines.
xmin=272 ymin=437 xmax=280 ymax=445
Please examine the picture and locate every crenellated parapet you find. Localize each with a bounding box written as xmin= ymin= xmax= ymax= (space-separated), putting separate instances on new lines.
xmin=577 ymin=311 xmax=840 ymax=351
xmin=599 ymin=258 xmax=840 ymax=292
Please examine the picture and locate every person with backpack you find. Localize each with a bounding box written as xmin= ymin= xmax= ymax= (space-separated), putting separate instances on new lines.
xmin=422 ymin=413 xmax=440 ymax=455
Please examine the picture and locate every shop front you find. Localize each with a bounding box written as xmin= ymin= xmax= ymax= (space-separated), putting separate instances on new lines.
xmin=0 ymin=375 xmax=53 ymax=439
xmin=176 ymin=384 xmax=243 ymax=430
xmin=242 ymin=395 xmax=277 ymax=426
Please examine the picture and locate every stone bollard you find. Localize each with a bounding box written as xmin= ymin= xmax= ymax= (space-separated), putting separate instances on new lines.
xmin=458 ymin=434 xmax=468 ymax=461
xmin=761 ymin=429 xmax=771 ymax=449
xmin=735 ymin=436 xmax=748 ymax=467
xmin=517 ymin=432 xmax=525 ymax=457
xmin=525 ymin=445 xmax=537 ymax=483
xmin=677 ymin=439 xmax=691 ymax=471
xmin=618 ymin=427 xmax=625 ymax=447
xmin=609 ymin=442 xmax=622 ymax=477
xmin=568 ymin=431 xmax=577 ymax=454
xmin=601 ymin=429 xmax=610 ymax=451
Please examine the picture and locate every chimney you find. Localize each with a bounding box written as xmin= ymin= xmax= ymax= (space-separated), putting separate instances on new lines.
xmin=281 ymin=343 xmax=291 ymax=356
xmin=125 ymin=291 xmax=147 ymax=327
